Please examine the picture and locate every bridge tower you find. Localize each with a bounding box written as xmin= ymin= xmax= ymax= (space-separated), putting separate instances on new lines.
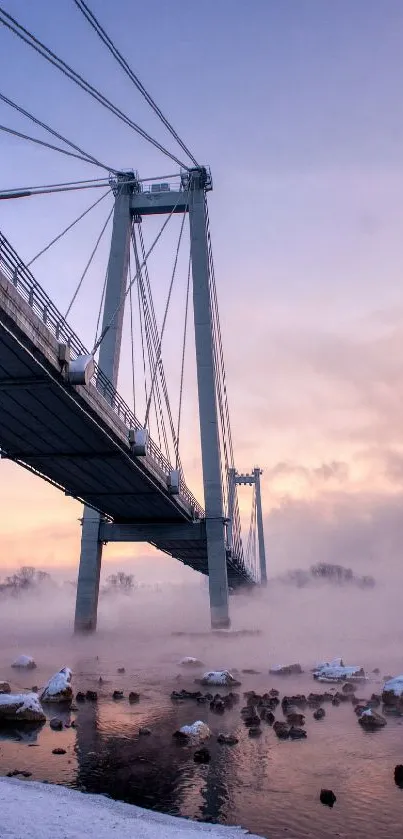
xmin=74 ymin=167 xmax=231 ymax=632
xmin=228 ymin=467 xmax=267 ymax=585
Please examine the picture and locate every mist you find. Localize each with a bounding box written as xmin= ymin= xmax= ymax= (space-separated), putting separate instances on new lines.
xmin=1 ymin=567 xmax=402 ymax=683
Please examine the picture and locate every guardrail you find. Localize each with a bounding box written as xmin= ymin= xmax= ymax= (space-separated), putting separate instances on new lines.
xmin=0 ymin=231 xmax=204 ymax=518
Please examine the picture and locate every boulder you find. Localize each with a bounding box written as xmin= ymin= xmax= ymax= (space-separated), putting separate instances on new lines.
xmin=320 ymin=789 xmax=336 ymax=808
xmin=49 ymin=718 xmax=63 ymax=731
xmin=199 ymin=670 xmax=241 ymax=687
xmin=40 ymin=667 xmax=73 ymax=704
xmin=178 ymin=720 xmax=211 ymax=744
xmin=11 ymin=655 xmax=36 ymax=670
xmin=0 ymin=692 xmax=45 ymax=723
xmin=129 ymin=692 xmax=140 ymax=703
xmin=113 ymin=690 xmax=124 ymax=700
xmin=358 ymin=709 xmax=387 ymax=730
xmin=259 ymin=708 xmax=275 ymax=725
xmin=382 ymin=676 xmax=403 ymax=708
xmin=313 ymin=708 xmax=326 ymax=720
xmin=269 ymin=664 xmax=303 ymax=676
xmin=0 ymin=682 xmax=11 ymax=694
xmin=179 ymin=657 xmax=204 ymax=668
xmin=52 ymin=747 xmax=66 ymax=755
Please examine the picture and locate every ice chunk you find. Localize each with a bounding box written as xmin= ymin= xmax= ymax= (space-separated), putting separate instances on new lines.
xmin=11 ymin=655 xmax=36 ymax=670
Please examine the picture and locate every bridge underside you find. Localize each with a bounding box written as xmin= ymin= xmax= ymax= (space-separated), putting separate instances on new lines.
xmin=0 ymin=270 xmax=252 ymax=588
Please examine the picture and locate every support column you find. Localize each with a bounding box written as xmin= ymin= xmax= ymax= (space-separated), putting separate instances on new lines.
xmin=74 ymin=173 xmax=133 ymax=632
xmin=189 ymin=171 xmax=230 ymax=629
xmin=254 ymin=468 xmax=267 ymax=585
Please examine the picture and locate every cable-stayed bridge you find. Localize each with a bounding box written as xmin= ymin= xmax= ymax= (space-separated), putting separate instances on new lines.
xmin=0 ymin=2 xmax=267 ymax=631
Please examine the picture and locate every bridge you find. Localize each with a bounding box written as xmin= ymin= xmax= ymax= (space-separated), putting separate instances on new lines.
xmin=0 ymin=4 xmax=267 ymax=632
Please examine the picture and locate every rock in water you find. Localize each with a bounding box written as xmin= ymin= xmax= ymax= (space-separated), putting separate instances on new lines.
xmin=358 ymin=709 xmax=387 ymax=730
xmin=113 ymin=690 xmax=124 ymax=700
xmin=129 ymin=692 xmax=140 ymax=703
xmin=139 ymin=727 xmax=151 ymax=736
xmin=217 ymin=732 xmax=239 ymax=745
xmin=273 ymin=721 xmax=290 ymax=739
xmin=289 ymin=726 xmax=307 ymax=740
xmin=86 ymin=691 xmax=98 ymax=701
xmin=0 ymin=692 xmax=45 ymax=723
xmin=382 ymin=676 xmax=403 ymax=709
xmin=49 ymin=718 xmax=63 ymax=731
xmin=269 ymin=664 xmax=303 ymax=676
xmin=178 ymin=720 xmax=211 ymax=744
xmin=313 ymin=663 xmax=366 ymax=683
xmin=11 ymin=655 xmax=36 ymax=670
xmin=117 ymin=667 xmax=125 ymax=674
xmin=193 ymin=747 xmax=211 ymax=763
xmin=199 ymin=670 xmax=241 ymax=687
xmin=179 ymin=657 xmax=204 ymax=668
xmin=313 ymin=708 xmax=326 ymax=720
xmin=52 ymin=748 xmax=66 ymax=755
xmin=40 ymin=667 xmax=73 ymax=704
xmin=320 ymin=789 xmax=336 ymax=808
xmin=394 ymin=765 xmax=403 ymax=787
xmin=0 ymin=682 xmax=11 ymax=694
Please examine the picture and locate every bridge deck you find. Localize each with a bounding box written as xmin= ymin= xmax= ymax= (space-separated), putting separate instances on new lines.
xmin=0 ymin=234 xmax=253 ymax=587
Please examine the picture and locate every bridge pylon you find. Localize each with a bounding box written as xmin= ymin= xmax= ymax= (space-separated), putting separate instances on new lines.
xmin=74 ymin=173 xmax=135 ymax=632
xmin=228 ymin=467 xmax=267 ymax=585
xmin=74 ymin=167 xmax=231 ymax=632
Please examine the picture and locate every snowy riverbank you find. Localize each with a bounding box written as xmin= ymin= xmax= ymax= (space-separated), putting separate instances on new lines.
xmin=0 ymin=778 xmax=262 ymax=838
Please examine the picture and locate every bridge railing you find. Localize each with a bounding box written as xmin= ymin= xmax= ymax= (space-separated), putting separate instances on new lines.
xmin=0 ymin=231 xmax=204 ymax=518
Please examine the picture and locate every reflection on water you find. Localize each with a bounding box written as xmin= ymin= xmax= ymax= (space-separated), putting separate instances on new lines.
xmin=2 ymin=582 xmax=403 ymax=838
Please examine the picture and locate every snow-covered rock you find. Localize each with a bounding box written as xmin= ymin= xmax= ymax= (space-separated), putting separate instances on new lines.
xmin=199 ymin=670 xmax=241 ymax=686
xmin=0 ymin=692 xmax=45 ymax=723
xmin=11 ymin=655 xmax=36 ymax=670
xmin=179 ymin=720 xmax=211 ymax=743
xmin=382 ymin=676 xmax=403 ymax=706
xmin=40 ymin=667 xmax=73 ymax=703
xmin=312 ymin=658 xmax=343 ymax=672
xmin=179 ymin=657 xmax=204 ymax=668
xmin=0 ymin=681 xmax=11 ymax=694
xmin=269 ymin=664 xmax=303 ymax=676
xmin=313 ymin=662 xmax=366 ymax=682
xmin=0 ymin=777 xmax=263 ymax=838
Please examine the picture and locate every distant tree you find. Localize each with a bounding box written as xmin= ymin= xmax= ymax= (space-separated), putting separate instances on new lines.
xmin=103 ymin=571 xmax=135 ymax=594
xmin=0 ymin=566 xmax=53 ymax=596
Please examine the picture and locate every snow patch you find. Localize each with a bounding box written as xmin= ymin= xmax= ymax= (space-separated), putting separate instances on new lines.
xmin=0 ymin=778 xmax=262 ymax=838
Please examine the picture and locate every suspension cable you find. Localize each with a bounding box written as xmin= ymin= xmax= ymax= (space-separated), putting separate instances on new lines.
xmin=94 ymin=263 xmax=108 ymax=346
xmin=72 ymin=0 xmax=199 ymax=168
xmin=0 ymin=6 xmax=190 ymax=170
xmin=139 ymin=225 xmax=183 ymax=474
xmin=0 ymin=90 xmax=116 ymax=172
xmin=0 ymin=181 xmax=115 ymax=200
xmin=136 ymin=225 xmax=177 ymax=465
xmin=0 ymin=123 xmax=111 ymax=168
xmin=65 ymin=202 xmax=114 ymax=319
xmin=176 ymin=253 xmax=191 ymax=469
xmin=27 ymin=189 xmax=111 ymax=267
xmin=144 ymin=205 xmax=187 ymax=426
